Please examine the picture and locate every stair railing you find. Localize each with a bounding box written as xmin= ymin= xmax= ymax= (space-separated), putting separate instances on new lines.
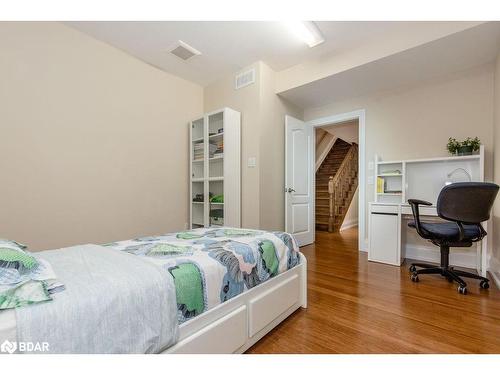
xmin=327 ymin=144 xmax=358 ymax=232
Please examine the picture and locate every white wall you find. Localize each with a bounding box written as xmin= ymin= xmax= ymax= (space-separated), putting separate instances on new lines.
xmin=492 ymin=53 xmax=500 ymax=281
xmin=204 ymin=62 xmax=263 ymax=228
xmin=322 ymin=119 xmax=359 ymax=144
xmin=0 ymin=22 xmax=203 ymax=250
xmin=315 ymin=129 xmax=335 ymax=169
xmin=204 ymin=61 xmax=302 ymax=231
xmin=305 ymin=64 xmax=495 ymax=253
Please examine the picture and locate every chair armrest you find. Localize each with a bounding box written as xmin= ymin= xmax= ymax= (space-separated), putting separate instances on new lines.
xmin=407 ymin=199 xmax=433 ymax=238
xmin=407 ymin=199 xmax=432 ymax=206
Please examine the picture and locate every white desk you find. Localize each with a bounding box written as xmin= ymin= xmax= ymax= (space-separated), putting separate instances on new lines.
xmin=368 ymin=202 xmax=488 ymax=277
xmin=368 ymin=147 xmax=488 ymax=275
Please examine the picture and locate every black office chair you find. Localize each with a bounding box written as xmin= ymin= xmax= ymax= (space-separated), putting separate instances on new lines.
xmin=407 ymin=182 xmax=498 ymax=294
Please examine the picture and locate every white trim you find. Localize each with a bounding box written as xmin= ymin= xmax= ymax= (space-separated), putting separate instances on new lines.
xmin=315 ymin=135 xmax=337 ymax=172
xmin=163 ymin=254 xmax=307 ymax=353
xmin=489 ymin=256 xmax=500 ymax=289
xmin=340 ymin=219 xmax=358 ymax=231
xmin=308 ymin=109 xmax=366 ymax=252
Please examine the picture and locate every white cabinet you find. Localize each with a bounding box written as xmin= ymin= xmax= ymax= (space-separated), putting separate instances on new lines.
xmin=189 ymin=108 xmax=241 ymax=229
xmin=368 ymin=204 xmax=402 ymax=266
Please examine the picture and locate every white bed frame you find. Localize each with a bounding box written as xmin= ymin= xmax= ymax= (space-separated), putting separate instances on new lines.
xmin=162 ymin=254 xmax=307 ymax=354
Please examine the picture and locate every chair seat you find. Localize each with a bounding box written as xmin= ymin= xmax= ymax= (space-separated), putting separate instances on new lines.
xmin=408 ymin=221 xmax=481 ymax=240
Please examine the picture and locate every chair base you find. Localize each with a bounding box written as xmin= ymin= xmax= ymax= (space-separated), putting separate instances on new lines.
xmin=409 ymin=262 xmax=490 ymax=294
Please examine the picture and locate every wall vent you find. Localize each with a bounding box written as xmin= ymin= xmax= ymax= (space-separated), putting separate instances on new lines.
xmin=235 ymin=68 xmax=256 ymax=90
xmin=169 ymin=40 xmax=201 ymax=61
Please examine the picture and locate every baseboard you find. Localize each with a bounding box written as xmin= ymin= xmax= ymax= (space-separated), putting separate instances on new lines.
xmin=340 ymin=220 xmax=358 ymax=232
xmin=489 ymin=256 xmax=500 ymax=288
xmin=360 ymin=238 xmax=368 ymax=253
xmin=405 ymin=245 xmax=476 ymax=269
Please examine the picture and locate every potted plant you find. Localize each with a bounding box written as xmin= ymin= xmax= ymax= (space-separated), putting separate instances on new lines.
xmin=447 ymin=137 xmax=480 ymax=156
xmin=458 ymin=137 xmax=480 ymax=155
xmin=447 ymin=138 xmax=460 ymax=155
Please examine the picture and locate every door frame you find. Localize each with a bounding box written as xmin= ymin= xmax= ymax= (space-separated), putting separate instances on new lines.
xmin=308 ymin=109 xmax=367 ymax=252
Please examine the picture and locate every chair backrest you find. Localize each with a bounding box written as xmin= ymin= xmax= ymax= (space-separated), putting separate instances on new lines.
xmin=437 ymin=182 xmax=499 ymax=224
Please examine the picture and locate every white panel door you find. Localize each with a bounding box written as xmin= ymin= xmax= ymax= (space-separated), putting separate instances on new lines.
xmin=285 ymin=115 xmax=314 ymax=246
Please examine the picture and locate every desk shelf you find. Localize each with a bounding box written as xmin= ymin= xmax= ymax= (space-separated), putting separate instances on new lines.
xmin=377 ymin=173 xmax=402 ymax=177
xmin=373 ymin=146 xmax=484 ymax=205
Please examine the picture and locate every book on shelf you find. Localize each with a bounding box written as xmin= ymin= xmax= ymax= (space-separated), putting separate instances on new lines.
xmin=377 ymin=177 xmax=384 ymax=193
xmin=208 ymin=142 xmax=222 ymax=158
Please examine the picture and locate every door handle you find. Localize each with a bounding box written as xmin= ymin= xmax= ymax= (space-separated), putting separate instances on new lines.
xmin=286 ymin=188 xmax=296 ymax=193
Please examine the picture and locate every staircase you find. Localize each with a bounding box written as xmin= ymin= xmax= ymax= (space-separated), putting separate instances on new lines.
xmin=316 ymin=139 xmax=358 ymax=232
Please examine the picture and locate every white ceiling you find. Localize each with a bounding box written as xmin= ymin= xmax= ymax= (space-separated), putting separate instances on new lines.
xmin=280 ymin=22 xmax=500 ymax=109
xmin=65 ymin=21 xmax=472 ymax=87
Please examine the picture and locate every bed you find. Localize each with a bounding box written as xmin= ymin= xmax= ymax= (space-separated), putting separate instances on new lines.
xmin=0 ymin=227 xmax=307 ymax=354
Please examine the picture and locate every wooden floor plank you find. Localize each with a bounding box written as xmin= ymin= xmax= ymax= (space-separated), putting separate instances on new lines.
xmin=246 ymin=228 xmax=500 ymax=354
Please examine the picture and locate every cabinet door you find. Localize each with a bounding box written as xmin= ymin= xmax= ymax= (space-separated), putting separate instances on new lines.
xmin=369 ymin=213 xmax=399 ymax=265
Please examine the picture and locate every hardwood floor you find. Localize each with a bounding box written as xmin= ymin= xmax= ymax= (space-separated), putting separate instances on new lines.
xmin=247 ymin=228 xmax=500 ymax=353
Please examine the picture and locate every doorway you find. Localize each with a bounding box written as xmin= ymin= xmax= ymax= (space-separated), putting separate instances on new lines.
xmin=285 ymin=110 xmax=366 ymax=251
xmin=315 ymin=119 xmax=359 ymax=234
xmin=309 ymin=110 xmax=366 ymax=252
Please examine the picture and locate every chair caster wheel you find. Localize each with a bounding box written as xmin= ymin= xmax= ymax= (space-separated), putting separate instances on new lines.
xmin=480 ymin=280 xmax=490 ymax=289
xmin=409 ymin=265 xmax=416 ymax=272
xmin=458 ymin=286 xmax=467 ymax=295
xmin=410 ymin=273 xmax=419 ymax=282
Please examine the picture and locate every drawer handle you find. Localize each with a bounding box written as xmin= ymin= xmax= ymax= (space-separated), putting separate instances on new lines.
xmin=372 ymin=212 xmax=398 ymax=216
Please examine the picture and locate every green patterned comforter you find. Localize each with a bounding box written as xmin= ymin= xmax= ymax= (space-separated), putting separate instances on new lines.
xmin=106 ymin=227 xmax=301 ymax=323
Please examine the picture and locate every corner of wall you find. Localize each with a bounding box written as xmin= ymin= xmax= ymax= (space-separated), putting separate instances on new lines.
xmin=492 ymin=51 xmax=500 ymax=284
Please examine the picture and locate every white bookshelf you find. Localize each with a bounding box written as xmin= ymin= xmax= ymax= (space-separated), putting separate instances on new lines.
xmin=189 ymin=107 xmax=241 ymax=229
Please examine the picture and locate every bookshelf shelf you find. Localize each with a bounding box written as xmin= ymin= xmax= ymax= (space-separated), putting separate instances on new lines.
xmin=209 ymin=132 xmax=224 ymax=139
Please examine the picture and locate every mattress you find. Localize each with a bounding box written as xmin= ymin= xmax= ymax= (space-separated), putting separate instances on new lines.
xmin=3 ymin=244 xmax=179 ymax=354
xmin=0 ymin=227 xmax=301 ymax=352
xmin=106 ymin=227 xmax=301 ymax=323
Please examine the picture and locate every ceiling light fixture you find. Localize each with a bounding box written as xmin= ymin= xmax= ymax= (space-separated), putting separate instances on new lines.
xmin=285 ymin=21 xmax=325 ymax=48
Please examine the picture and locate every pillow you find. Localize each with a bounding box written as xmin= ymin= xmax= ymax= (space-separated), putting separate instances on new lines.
xmin=0 ymin=239 xmax=39 ymax=285
xmin=0 ymin=238 xmax=28 ymax=250
xmin=0 ymin=239 xmax=61 ymax=310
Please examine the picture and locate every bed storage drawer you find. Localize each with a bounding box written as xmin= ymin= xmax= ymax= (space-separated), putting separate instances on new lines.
xmin=248 ymin=274 xmax=299 ymax=337
xmin=171 ymin=306 xmax=247 ymax=353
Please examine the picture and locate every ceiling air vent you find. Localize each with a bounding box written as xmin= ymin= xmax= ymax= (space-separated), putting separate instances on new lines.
xmin=235 ymin=68 xmax=255 ymax=90
xmin=169 ymin=40 xmax=201 ymax=61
